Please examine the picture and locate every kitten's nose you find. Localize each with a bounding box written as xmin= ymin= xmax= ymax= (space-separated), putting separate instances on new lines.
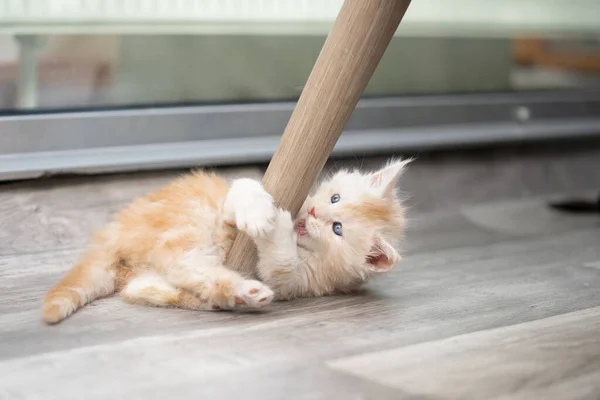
xmin=308 ymin=207 xmax=316 ymax=218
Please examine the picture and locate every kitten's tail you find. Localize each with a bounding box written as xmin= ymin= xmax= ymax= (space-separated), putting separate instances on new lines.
xmin=42 ymin=248 xmax=117 ymax=325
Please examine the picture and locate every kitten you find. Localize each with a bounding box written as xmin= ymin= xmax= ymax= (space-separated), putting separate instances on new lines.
xmin=42 ymin=158 xmax=409 ymax=324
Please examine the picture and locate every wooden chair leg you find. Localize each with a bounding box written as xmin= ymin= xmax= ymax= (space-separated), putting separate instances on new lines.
xmin=226 ymin=0 xmax=413 ymax=276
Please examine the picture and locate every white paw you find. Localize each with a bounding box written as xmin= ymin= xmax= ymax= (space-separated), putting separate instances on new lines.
xmin=226 ymin=179 xmax=276 ymax=237
xmin=234 ymin=280 xmax=274 ymax=308
xmin=275 ymin=209 xmax=295 ymax=232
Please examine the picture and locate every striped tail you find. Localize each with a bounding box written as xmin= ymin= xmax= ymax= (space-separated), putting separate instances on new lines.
xmin=42 ymin=253 xmax=116 ymax=325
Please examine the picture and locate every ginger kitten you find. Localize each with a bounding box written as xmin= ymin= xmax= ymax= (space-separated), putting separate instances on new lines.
xmin=42 ymin=159 xmax=409 ymax=324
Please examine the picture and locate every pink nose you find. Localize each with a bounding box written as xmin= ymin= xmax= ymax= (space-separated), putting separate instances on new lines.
xmin=308 ymin=207 xmax=316 ymax=218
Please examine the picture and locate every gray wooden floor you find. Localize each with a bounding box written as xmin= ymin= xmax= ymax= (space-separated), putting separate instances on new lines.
xmin=1 ymin=159 xmax=599 ymax=400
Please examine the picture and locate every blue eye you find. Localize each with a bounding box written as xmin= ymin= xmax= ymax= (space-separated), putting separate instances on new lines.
xmin=332 ymin=222 xmax=343 ymax=236
xmin=331 ymin=194 xmax=340 ymax=203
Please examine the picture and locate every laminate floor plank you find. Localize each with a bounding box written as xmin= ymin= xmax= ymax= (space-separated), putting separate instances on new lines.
xmin=328 ymin=307 xmax=600 ymax=400
xmin=0 ymin=224 xmax=598 ymax=399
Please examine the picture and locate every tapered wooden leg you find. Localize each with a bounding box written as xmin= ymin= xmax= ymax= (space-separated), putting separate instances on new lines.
xmin=226 ymin=0 xmax=413 ymax=276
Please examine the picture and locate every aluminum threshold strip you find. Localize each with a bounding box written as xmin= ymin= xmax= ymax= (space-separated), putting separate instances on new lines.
xmin=1 ymin=91 xmax=600 ymax=181
xmin=2 ymin=119 xmax=599 ymax=182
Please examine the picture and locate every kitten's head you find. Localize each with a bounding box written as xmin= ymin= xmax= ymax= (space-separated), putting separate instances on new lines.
xmin=295 ymin=158 xmax=410 ymax=292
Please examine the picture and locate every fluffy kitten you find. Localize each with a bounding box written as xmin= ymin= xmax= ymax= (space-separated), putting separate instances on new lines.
xmin=42 ymin=159 xmax=409 ymax=324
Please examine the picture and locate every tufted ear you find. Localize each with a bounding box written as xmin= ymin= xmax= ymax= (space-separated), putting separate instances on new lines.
xmin=370 ymin=158 xmax=411 ymax=198
xmin=365 ymin=236 xmax=400 ymax=272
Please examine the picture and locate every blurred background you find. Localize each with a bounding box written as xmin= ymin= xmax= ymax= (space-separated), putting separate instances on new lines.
xmin=0 ymin=0 xmax=600 ymax=182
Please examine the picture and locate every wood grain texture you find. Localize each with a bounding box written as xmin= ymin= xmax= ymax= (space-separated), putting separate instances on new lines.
xmin=1 ymin=204 xmax=599 ymax=399
xmin=1 ymin=226 xmax=598 ymax=399
xmin=328 ymin=307 xmax=600 ymax=400
xmin=226 ymin=0 xmax=413 ymax=276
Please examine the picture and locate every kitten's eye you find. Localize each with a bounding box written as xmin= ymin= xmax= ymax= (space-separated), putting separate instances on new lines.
xmin=331 ymin=194 xmax=341 ymax=204
xmin=332 ymin=222 xmax=343 ymax=236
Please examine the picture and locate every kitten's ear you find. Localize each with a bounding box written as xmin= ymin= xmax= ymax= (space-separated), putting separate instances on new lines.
xmin=365 ymin=236 xmax=400 ymax=272
xmin=370 ymin=158 xmax=411 ymax=198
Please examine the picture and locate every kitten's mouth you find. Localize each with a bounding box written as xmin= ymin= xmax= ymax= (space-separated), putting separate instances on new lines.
xmin=294 ymin=219 xmax=308 ymax=236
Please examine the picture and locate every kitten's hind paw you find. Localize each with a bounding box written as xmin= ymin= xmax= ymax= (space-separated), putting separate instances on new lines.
xmin=234 ymin=280 xmax=274 ymax=309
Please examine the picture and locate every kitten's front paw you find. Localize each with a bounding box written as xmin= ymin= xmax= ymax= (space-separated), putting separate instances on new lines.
xmin=225 ymin=179 xmax=276 ymax=237
xmin=276 ymin=209 xmax=295 ymax=232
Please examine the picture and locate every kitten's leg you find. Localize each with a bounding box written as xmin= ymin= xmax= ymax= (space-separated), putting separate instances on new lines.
xmin=121 ymin=273 xmax=193 ymax=308
xmin=225 ymin=178 xmax=308 ymax=298
xmin=121 ymin=272 xmax=273 ymax=310
xmin=166 ymin=263 xmax=274 ymax=310
xmin=253 ymin=209 xmax=310 ymax=299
